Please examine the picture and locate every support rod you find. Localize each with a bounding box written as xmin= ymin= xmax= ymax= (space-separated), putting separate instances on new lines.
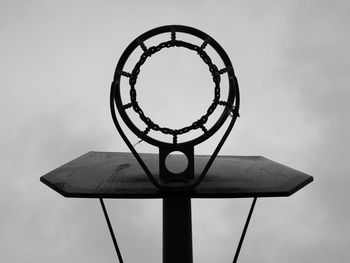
xmin=163 ymin=197 xmax=193 ymax=263
xmin=99 ymin=198 xmax=124 ymax=263
xmin=232 ymin=197 xmax=257 ymax=263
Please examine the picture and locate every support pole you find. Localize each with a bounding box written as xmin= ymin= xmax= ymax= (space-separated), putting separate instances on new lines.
xmin=163 ymin=197 xmax=193 ymax=263
xmin=100 ymin=198 xmax=124 ymax=263
xmin=232 ymin=197 xmax=257 ymax=263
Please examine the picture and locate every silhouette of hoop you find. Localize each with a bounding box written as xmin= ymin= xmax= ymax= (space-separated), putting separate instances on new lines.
xmin=111 ymin=25 xmax=240 ymax=189
xmin=111 ymin=25 xmax=239 ymax=148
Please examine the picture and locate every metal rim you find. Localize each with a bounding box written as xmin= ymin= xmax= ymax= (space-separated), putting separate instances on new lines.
xmin=111 ymin=25 xmax=239 ymax=148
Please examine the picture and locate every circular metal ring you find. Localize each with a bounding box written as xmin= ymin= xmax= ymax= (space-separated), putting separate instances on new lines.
xmin=111 ymin=25 xmax=239 ymax=148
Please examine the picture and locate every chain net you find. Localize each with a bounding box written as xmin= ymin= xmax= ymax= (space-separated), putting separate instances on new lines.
xmin=118 ymin=32 xmax=232 ymax=144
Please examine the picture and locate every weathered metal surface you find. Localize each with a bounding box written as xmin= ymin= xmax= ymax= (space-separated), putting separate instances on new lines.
xmin=40 ymin=151 xmax=313 ymax=198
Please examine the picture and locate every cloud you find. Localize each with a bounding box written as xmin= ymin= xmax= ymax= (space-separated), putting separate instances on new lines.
xmin=1 ymin=1 xmax=349 ymax=262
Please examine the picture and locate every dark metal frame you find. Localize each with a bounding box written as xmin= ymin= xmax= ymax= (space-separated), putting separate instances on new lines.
xmin=110 ymin=25 xmax=240 ymax=190
xmin=106 ymin=25 xmax=252 ymax=263
xmin=39 ymin=23 xmax=313 ymax=263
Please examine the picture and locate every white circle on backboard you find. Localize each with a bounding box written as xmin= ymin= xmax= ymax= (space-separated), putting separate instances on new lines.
xmin=165 ymin=151 xmax=188 ymax=174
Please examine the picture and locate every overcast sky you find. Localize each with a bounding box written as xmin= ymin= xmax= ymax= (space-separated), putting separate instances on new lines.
xmin=1 ymin=1 xmax=349 ymax=262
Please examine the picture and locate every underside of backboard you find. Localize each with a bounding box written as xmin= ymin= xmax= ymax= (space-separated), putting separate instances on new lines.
xmin=40 ymin=151 xmax=313 ymax=198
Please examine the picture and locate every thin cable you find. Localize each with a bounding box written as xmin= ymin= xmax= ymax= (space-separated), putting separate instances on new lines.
xmin=100 ymin=198 xmax=124 ymax=263
xmin=233 ymin=197 xmax=257 ymax=263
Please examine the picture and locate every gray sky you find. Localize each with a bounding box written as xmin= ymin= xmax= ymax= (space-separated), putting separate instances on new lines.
xmin=1 ymin=0 xmax=349 ymax=262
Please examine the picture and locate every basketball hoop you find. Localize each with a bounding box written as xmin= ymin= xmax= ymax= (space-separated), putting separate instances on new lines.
xmin=41 ymin=25 xmax=312 ymax=263
xmin=110 ymin=25 xmax=240 ymax=189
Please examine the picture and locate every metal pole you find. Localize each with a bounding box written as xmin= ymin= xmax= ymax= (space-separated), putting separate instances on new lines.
xmin=99 ymin=198 xmax=124 ymax=263
xmin=232 ymin=197 xmax=257 ymax=263
xmin=163 ymin=197 xmax=193 ymax=263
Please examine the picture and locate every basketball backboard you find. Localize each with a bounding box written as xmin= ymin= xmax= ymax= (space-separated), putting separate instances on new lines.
xmin=40 ymin=151 xmax=313 ymax=198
